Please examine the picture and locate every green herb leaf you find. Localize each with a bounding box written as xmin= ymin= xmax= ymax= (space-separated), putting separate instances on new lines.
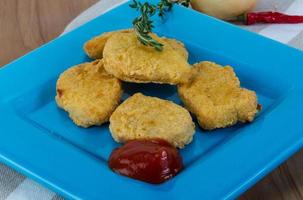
xmin=130 ymin=0 xmax=190 ymax=51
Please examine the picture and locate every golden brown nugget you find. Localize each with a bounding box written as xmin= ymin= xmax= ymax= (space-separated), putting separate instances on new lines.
xmin=84 ymin=29 xmax=188 ymax=60
xmin=103 ymin=31 xmax=191 ymax=85
xmin=178 ymin=61 xmax=258 ymax=130
xmin=56 ymin=60 xmax=122 ymax=128
xmin=84 ymin=30 xmax=131 ymax=59
xmin=109 ymin=93 xmax=195 ymax=148
xmin=164 ymin=37 xmax=188 ymax=60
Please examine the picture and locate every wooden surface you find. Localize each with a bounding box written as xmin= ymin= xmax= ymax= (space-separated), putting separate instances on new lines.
xmin=0 ymin=0 xmax=302 ymax=199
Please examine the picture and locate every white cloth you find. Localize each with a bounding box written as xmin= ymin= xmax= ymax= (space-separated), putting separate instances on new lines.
xmin=1 ymin=0 xmax=303 ymax=199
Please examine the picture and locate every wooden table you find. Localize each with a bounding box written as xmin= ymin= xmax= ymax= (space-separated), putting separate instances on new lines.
xmin=0 ymin=0 xmax=302 ymax=199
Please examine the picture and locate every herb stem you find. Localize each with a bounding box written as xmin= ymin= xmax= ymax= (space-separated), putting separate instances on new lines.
xmin=130 ymin=0 xmax=190 ymax=51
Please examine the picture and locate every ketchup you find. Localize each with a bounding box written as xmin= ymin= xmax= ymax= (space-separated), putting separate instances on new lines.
xmin=108 ymin=139 xmax=183 ymax=184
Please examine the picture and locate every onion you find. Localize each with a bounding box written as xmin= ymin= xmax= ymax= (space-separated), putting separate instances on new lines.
xmin=191 ymin=0 xmax=258 ymax=20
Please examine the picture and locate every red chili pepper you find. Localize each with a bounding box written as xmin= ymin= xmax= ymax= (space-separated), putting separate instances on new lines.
xmin=237 ymin=12 xmax=303 ymax=25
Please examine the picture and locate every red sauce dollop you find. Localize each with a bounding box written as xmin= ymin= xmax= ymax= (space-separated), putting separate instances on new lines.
xmin=108 ymin=139 xmax=183 ymax=184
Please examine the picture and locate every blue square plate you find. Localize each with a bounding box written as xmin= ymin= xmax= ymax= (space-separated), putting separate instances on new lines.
xmin=1 ymin=1 xmax=303 ymax=199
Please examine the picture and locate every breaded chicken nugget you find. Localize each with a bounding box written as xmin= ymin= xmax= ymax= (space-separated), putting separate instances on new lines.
xmin=109 ymin=93 xmax=195 ymax=148
xmin=84 ymin=30 xmax=131 ymax=59
xmin=165 ymin=37 xmax=188 ymax=60
xmin=84 ymin=29 xmax=188 ymax=60
xmin=178 ymin=61 xmax=258 ymax=130
xmin=56 ymin=60 xmax=122 ymax=128
xmin=103 ymin=31 xmax=191 ymax=85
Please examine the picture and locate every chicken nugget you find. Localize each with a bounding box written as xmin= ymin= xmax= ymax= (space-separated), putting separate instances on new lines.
xmin=103 ymin=31 xmax=191 ymax=85
xmin=84 ymin=29 xmax=188 ymax=60
xmin=84 ymin=29 xmax=131 ymax=59
xmin=178 ymin=61 xmax=258 ymax=130
xmin=56 ymin=59 xmax=122 ymax=128
xmin=109 ymin=93 xmax=195 ymax=148
xmin=164 ymin=37 xmax=189 ymax=60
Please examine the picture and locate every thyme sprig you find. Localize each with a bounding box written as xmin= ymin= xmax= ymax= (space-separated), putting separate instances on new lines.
xmin=130 ymin=0 xmax=190 ymax=51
